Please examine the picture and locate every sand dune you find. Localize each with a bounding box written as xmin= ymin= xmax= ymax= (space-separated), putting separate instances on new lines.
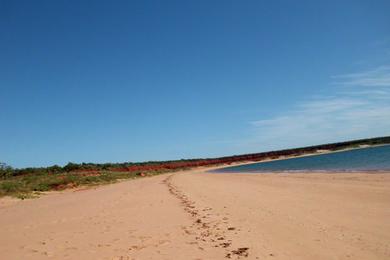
xmin=1 ymin=168 xmax=390 ymax=259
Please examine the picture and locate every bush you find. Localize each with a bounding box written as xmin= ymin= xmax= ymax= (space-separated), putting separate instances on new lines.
xmin=33 ymin=182 xmax=50 ymax=191
xmin=63 ymin=162 xmax=80 ymax=172
xmin=0 ymin=181 xmax=20 ymax=193
xmin=47 ymin=165 xmax=63 ymax=173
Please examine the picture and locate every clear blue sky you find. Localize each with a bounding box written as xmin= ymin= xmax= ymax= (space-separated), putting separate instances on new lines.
xmin=1 ymin=1 xmax=390 ymax=168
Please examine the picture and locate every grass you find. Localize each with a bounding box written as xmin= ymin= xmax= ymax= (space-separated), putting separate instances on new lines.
xmin=0 ymin=170 xmax=170 ymax=199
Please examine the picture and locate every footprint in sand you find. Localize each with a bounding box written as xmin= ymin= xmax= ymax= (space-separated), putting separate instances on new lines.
xmin=111 ymin=256 xmax=130 ymax=260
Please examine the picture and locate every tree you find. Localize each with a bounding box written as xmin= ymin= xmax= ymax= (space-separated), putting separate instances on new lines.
xmin=63 ymin=162 xmax=80 ymax=172
xmin=0 ymin=162 xmax=13 ymax=178
xmin=47 ymin=165 xmax=62 ymax=173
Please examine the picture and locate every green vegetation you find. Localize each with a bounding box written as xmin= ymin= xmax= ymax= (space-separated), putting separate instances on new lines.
xmin=0 ymin=169 xmax=170 ymax=199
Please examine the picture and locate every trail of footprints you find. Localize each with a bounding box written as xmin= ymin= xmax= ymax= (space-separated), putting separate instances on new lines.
xmin=163 ymin=175 xmax=249 ymax=259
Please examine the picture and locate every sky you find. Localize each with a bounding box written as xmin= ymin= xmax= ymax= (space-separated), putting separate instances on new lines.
xmin=1 ymin=0 xmax=390 ymax=168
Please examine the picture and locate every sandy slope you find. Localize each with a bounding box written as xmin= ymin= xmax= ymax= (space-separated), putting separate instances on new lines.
xmin=1 ymin=169 xmax=389 ymax=260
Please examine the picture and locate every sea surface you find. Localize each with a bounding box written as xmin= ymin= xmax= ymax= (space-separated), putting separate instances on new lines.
xmin=213 ymin=145 xmax=390 ymax=173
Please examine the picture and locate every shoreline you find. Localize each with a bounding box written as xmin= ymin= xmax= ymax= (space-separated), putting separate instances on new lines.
xmin=1 ymin=143 xmax=388 ymax=201
xmin=211 ymin=144 xmax=390 ymax=174
xmin=2 ymin=143 xmax=389 ymax=200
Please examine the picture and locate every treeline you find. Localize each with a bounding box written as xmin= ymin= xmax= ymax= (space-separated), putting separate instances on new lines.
xmin=1 ymin=136 xmax=389 ymax=179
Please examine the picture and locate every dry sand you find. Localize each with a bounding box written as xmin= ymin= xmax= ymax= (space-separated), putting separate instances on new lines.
xmin=1 ymin=168 xmax=390 ymax=259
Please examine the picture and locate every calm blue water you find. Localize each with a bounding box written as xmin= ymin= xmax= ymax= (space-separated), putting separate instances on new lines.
xmin=214 ymin=145 xmax=390 ymax=173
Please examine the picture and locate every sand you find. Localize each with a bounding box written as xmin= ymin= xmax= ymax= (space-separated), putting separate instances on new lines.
xmin=1 ymin=168 xmax=390 ymax=259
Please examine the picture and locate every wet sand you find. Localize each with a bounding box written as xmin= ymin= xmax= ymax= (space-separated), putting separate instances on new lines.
xmin=1 ymin=168 xmax=389 ymax=259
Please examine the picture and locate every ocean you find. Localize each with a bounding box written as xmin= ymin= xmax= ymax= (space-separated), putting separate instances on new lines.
xmin=213 ymin=145 xmax=390 ymax=173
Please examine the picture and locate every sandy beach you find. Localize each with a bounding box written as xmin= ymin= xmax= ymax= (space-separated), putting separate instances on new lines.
xmin=1 ymin=168 xmax=390 ymax=260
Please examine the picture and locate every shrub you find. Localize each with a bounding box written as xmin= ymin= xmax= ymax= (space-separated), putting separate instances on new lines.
xmin=47 ymin=165 xmax=63 ymax=173
xmin=0 ymin=181 xmax=20 ymax=193
xmin=63 ymin=162 xmax=80 ymax=172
